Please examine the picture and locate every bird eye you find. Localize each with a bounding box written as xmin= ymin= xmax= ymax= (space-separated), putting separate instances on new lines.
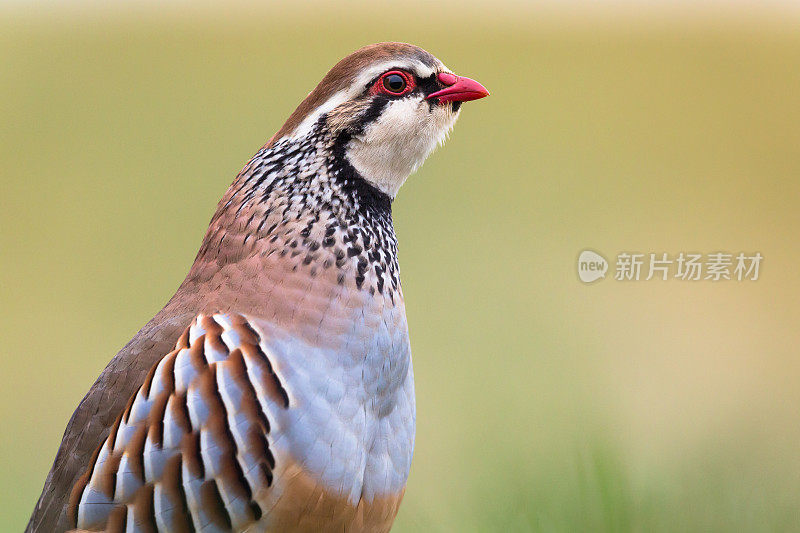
xmin=371 ymin=70 xmax=414 ymax=97
xmin=383 ymin=74 xmax=406 ymax=93
xmin=373 ymin=70 xmax=414 ymax=96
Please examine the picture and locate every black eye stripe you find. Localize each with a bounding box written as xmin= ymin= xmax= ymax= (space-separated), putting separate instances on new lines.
xmin=418 ymin=74 xmax=441 ymax=97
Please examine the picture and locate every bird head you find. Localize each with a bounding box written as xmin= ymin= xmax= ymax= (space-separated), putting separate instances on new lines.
xmin=271 ymin=42 xmax=489 ymax=198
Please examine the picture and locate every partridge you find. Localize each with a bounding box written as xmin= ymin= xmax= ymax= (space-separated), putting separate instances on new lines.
xmin=27 ymin=42 xmax=488 ymax=533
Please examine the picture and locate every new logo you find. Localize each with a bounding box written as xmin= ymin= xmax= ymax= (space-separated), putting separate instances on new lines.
xmin=577 ymin=250 xmax=608 ymax=283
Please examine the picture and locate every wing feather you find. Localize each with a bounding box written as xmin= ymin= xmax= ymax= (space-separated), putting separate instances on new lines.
xmin=60 ymin=313 xmax=287 ymax=532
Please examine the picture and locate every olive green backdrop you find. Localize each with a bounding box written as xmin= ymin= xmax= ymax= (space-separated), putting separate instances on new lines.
xmin=2 ymin=3 xmax=800 ymax=531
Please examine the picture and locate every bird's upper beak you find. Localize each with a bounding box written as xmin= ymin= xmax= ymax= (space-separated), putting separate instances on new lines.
xmin=426 ymin=72 xmax=490 ymax=104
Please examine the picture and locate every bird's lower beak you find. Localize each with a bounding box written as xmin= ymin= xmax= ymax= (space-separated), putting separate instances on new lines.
xmin=426 ymin=73 xmax=490 ymax=104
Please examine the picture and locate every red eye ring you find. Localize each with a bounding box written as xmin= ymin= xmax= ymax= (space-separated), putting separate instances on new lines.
xmin=372 ymin=70 xmax=415 ymax=96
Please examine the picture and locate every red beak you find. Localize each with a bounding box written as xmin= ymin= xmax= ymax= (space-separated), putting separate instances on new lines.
xmin=426 ymin=72 xmax=490 ymax=104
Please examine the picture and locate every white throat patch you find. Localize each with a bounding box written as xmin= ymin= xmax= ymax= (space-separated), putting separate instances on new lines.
xmin=345 ymin=98 xmax=459 ymax=198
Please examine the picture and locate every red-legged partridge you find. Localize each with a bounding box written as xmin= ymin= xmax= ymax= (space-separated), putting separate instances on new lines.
xmin=27 ymin=42 xmax=488 ymax=533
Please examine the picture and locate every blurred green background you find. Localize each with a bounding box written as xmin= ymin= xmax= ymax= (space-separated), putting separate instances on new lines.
xmin=2 ymin=2 xmax=800 ymax=531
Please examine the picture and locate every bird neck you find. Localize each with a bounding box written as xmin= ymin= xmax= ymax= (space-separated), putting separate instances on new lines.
xmin=179 ymin=127 xmax=404 ymax=321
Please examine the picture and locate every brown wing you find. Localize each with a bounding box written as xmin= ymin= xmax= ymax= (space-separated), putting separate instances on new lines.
xmin=26 ymin=308 xmax=198 ymax=533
